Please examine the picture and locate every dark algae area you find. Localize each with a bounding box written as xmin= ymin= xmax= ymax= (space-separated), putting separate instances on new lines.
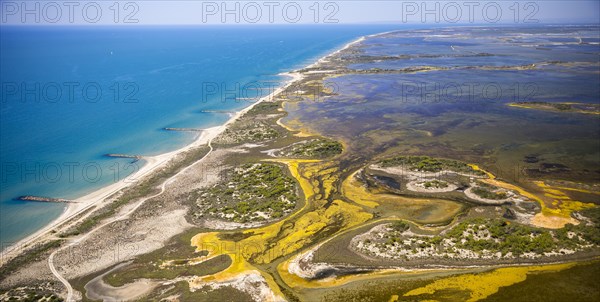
xmin=486 ymin=261 xmax=600 ymax=302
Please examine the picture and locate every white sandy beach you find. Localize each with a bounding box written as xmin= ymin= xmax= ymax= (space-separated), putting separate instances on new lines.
xmin=0 ymin=126 xmax=216 ymax=265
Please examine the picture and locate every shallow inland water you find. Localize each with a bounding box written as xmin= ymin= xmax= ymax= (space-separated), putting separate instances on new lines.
xmin=283 ymin=25 xmax=600 ymax=186
xmin=484 ymin=260 xmax=600 ymax=302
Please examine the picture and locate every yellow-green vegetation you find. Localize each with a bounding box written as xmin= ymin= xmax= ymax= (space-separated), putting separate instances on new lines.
xmin=484 ymin=260 xmax=600 ymax=302
xmin=198 ymin=163 xmax=298 ymax=222
xmin=466 ymin=164 xmax=590 ymax=228
xmin=183 ymin=151 xmax=594 ymax=298
xmin=10 ymin=27 xmax=598 ymax=302
xmin=341 ymin=170 xmax=464 ymax=223
xmin=341 ymin=171 xmax=380 ymax=208
xmin=552 ymin=184 xmax=600 ymax=195
xmin=379 ymin=155 xmax=486 ymax=175
xmin=534 ymin=180 xmax=596 ymax=217
xmin=315 ymin=261 xmax=600 ymax=302
xmin=277 ymin=138 xmax=343 ymax=159
xmin=315 ymin=270 xmax=465 ymax=302
xmin=469 ymin=164 xmax=495 ymax=179
xmin=188 ymin=159 xmax=373 ymax=296
xmin=403 ymin=262 xmax=577 ymax=302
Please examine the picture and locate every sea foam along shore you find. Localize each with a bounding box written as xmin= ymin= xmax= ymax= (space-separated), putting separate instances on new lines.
xmin=0 ymin=34 xmax=366 ymax=266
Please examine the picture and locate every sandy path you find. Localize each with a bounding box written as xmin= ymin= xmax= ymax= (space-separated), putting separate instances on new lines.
xmin=48 ymin=133 xmax=217 ymax=301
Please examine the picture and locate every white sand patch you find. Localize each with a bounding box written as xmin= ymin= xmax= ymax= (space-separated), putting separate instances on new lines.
xmin=287 ymin=244 xmax=334 ymax=280
xmin=370 ymin=164 xmax=485 ymax=180
xmin=406 ymin=180 xmax=458 ymax=193
xmin=201 ymin=218 xmax=266 ymax=230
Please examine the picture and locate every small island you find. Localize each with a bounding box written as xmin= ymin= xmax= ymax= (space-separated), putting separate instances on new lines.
xmin=508 ymin=101 xmax=600 ymax=115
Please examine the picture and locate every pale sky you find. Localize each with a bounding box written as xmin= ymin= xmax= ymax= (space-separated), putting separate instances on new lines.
xmin=1 ymin=1 xmax=599 ymax=25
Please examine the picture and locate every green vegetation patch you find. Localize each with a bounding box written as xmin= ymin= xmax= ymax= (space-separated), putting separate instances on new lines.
xmin=471 ymin=188 xmax=507 ymax=200
xmin=247 ymin=101 xmax=281 ymax=115
xmin=390 ymin=220 xmax=410 ymax=232
xmin=0 ymin=290 xmax=63 ymax=302
xmin=278 ymin=139 xmax=343 ymax=159
xmin=471 ymin=181 xmax=508 ymax=200
xmin=423 ymin=180 xmax=449 ymax=189
xmin=379 ymin=156 xmax=485 ymax=175
xmin=445 ymin=219 xmax=556 ymax=255
xmin=215 ymin=121 xmax=279 ymax=145
xmin=358 ymin=211 xmax=600 ymax=261
xmin=198 ymin=163 xmax=299 ymax=223
xmin=575 ymin=207 xmax=600 ymax=246
xmin=317 ymin=278 xmax=432 ymax=302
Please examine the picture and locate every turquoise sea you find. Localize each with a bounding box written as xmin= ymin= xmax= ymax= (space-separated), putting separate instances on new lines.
xmin=0 ymin=25 xmax=408 ymax=246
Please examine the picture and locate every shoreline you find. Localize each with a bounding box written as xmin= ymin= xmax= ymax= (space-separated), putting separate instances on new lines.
xmin=0 ymin=126 xmax=216 ymax=263
xmin=0 ymin=35 xmax=364 ymax=265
